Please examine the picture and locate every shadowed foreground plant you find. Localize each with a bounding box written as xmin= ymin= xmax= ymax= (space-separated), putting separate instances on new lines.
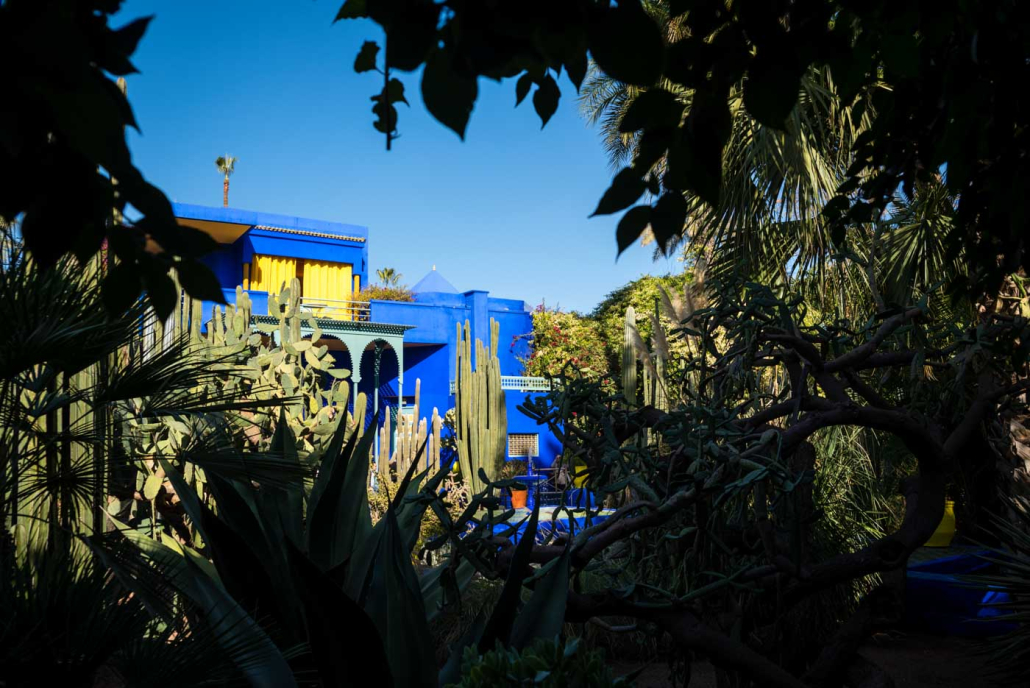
xmin=968 ymin=496 xmax=1030 ymax=683
xmin=514 ymin=277 xmax=1028 ymax=687
xmin=447 ymin=637 xmax=632 ymax=688
xmin=0 ymin=537 xmax=239 ymax=688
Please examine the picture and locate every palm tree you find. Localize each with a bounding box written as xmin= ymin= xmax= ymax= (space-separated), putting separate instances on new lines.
xmin=376 ymin=267 xmax=401 ymax=286
xmin=578 ymin=2 xmax=962 ymax=312
xmin=583 ymin=66 xmax=875 ymax=297
xmin=215 ymin=155 xmax=238 ymax=207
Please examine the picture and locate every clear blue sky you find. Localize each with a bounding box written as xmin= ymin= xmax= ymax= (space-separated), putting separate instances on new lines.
xmin=115 ymin=0 xmax=680 ymax=313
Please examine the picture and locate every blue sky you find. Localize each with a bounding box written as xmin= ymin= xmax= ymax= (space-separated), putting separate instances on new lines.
xmin=115 ymin=0 xmax=680 ymax=313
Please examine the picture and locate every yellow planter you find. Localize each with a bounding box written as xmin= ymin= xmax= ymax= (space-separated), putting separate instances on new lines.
xmin=924 ymin=499 xmax=956 ymax=547
xmin=571 ymin=457 xmax=590 ymax=488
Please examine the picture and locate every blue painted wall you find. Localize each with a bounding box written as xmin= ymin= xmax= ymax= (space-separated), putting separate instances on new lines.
xmin=176 ymin=202 xmax=369 ymax=288
xmin=369 ymin=289 xmax=559 ymax=467
xmin=178 ymin=203 xmax=559 ymax=469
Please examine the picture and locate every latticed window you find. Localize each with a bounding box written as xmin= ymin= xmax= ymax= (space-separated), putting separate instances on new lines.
xmin=508 ymin=433 xmax=539 ymax=458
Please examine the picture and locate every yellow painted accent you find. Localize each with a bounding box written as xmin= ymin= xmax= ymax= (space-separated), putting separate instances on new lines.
xmin=242 ymin=263 xmax=250 ymax=290
xmin=572 ymin=457 xmax=590 ymax=488
xmin=353 ymin=274 xmax=361 ymax=295
xmin=924 ymin=499 xmax=956 ymax=547
xmin=302 ymin=260 xmax=353 ymax=301
xmin=249 ymin=255 xmax=297 ymax=294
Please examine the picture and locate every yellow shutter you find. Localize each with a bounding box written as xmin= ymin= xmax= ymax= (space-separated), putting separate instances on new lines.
xmin=249 ymin=255 xmax=297 ymax=294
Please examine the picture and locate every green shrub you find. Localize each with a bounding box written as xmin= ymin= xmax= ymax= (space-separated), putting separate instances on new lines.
xmin=354 ymin=284 xmax=416 ymax=302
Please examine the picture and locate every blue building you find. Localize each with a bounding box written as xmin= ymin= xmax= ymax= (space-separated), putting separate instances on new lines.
xmin=174 ymin=203 xmax=561 ymax=469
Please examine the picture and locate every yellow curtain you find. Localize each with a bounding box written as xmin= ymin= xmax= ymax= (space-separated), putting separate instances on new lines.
xmin=250 ymin=255 xmax=297 ymax=294
xmin=302 ymin=260 xmax=353 ymax=302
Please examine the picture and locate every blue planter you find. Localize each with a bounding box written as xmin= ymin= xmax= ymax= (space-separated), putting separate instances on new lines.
xmin=905 ymin=551 xmax=1017 ymax=637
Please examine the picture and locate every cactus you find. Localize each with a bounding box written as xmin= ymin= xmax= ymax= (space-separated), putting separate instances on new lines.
xmin=133 ymin=279 xmax=357 ymax=494
xmin=375 ymin=379 xmax=442 ymax=494
xmin=454 ymin=318 xmax=507 ymax=494
xmin=622 ymin=306 xmax=637 ymax=405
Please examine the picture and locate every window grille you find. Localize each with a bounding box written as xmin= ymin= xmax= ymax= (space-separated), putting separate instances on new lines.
xmin=507 ymin=433 xmax=539 ymax=458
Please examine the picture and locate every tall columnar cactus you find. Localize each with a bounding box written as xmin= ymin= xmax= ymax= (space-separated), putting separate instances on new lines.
xmin=454 ymin=318 xmax=507 ymax=494
xmin=624 ymin=306 xmax=671 ymax=415
xmin=622 ymin=306 xmax=638 ymax=405
xmin=649 ymin=313 xmax=670 ymax=413
xmin=376 ymin=379 xmax=441 ymax=493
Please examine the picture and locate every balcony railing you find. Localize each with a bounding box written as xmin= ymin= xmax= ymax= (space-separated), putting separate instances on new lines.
xmin=449 ymin=376 xmax=554 ymax=394
xmin=297 ymin=296 xmax=370 ymax=322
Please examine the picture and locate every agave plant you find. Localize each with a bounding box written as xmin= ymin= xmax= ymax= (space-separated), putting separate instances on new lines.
xmin=99 ymin=400 xmax=575 ymax=687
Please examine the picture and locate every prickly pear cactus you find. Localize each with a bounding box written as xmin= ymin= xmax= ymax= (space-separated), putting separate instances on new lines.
xmin=127 ymin=279 xmax=357 ymax=513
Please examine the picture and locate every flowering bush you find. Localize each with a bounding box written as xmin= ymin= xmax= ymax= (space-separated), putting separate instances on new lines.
xmin=516 ymin=306 xmax=612 ymax=391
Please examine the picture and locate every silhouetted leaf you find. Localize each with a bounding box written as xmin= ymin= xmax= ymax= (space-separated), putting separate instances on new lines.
xmin=421 ymin=559 xmax=476 ymax=622
xmin=515 ymin=73 xmax=533 ymax=106
xmin=100 ymin=16 xmax=152 ymax=75
xmin=112 ymin=16 xmax=151 ymax=56
xmin=182 ymin=557 xmax=299 ymax=688
xmin=665 ymin=92 xmax=730 ymax=206
xmin=565 ymin=46 xmax=588 ymax=92
xmin=335 ymin=0 xmax=368 ymax=21
xmin=163 ymin=463 xmax=294 ymax=635
xmin=510 ymin=548 xmax=571 ymax=650
xmin=176 ymin=259 xmax=226 ymax=303
xmin=360 ymin=511 xmax=437 ymax=687
xmin=617 ymin=206 xmax=652 ymax=256
xmin=385 ymin=2 xmax=440 ymax=71
xmin=102 ymin=262 xmax=142 ymax=315
xmin=634 ymin=127 xmax=673 ymax=170
xmin=479 ymin=505 xmax=540 ymax=652
xmin=533 ymin=74 xmax=560 ymax=128
xmin=592 ymin=167 xmax=647 ymax=216
xmin=650 ymin=191 xmax=687 ymax=251
xmin=421 ymin=48 xmax=477 ymax=139
xmin=372 ymin=101 xmax=398 ymax=134
xmin=440 ymin=611 xmax=486 ymax=685
xmin=385 ymin=78 xmax=408 ymax=105
xmin=306 ymin=413 xmax=376 ymax=571
xmin=588 ymin=1 xmax=664 ymax=87
xmin=881 ymin=33 xmax=920 ymax=78
xmin=619 ymin=89 xmax=684 ymax=133
xmin=355 ymin=41 xmax=380 ymax=73
xmin=286 ymin=541 xmax=390 ymax=687
xmin=143 ymin=270 xmax=178 ymax=322
xmin=743 ymin=52 xmax=802 ymax=129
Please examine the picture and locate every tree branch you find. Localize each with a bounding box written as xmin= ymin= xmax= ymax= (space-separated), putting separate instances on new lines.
xmin=823 ymin=308 xmax=923 ymax=373
xmin=565 ymin=591 xmax=808 ymax=688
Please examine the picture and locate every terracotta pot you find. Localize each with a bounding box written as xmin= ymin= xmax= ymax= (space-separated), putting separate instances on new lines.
xmin=510 ymin=488 xmax=529 ymax=509
xmin=924 ymin=499 xmax=956 ymax=547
